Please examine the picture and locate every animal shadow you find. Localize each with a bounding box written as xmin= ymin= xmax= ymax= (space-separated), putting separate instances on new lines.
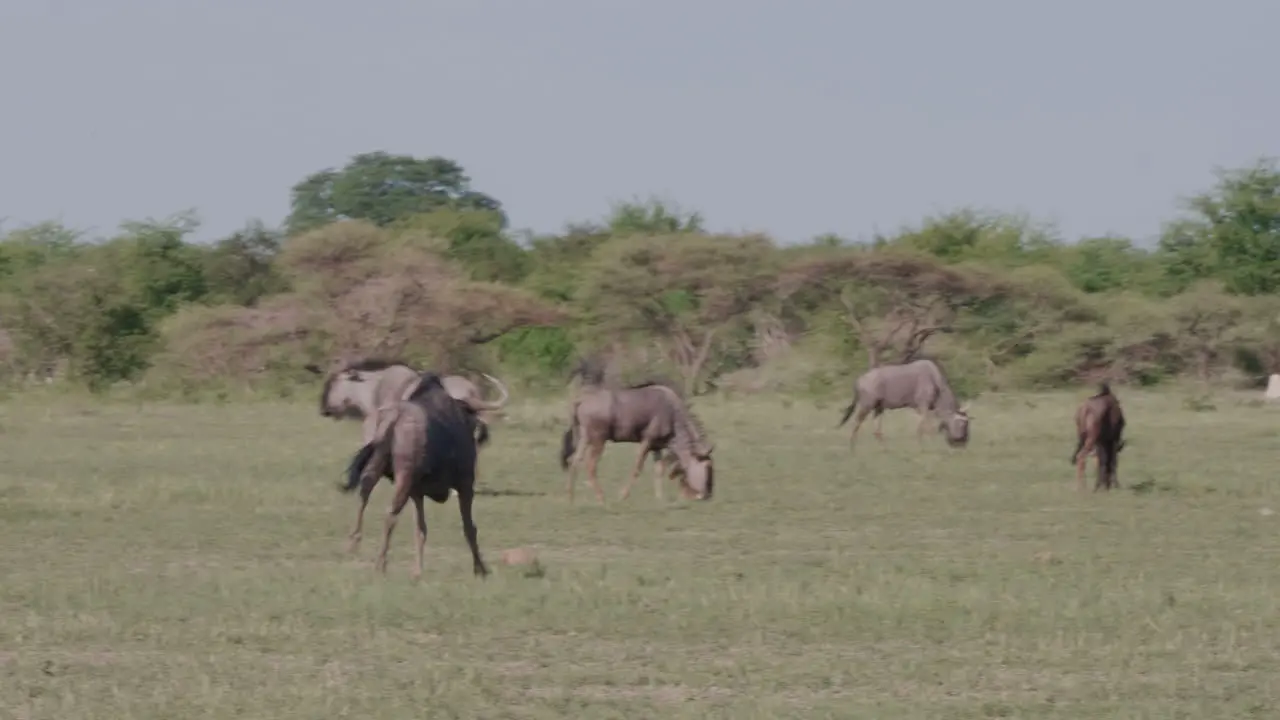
xmin=474 ymin=487 xmax=544 ymax=498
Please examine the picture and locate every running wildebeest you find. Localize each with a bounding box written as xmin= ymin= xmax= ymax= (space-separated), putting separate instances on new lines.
xmin=306 ymin=356 xmax=508 ymax=550
xmin=341 ymin=372 xmax=490 ymax=578
xmin=836 ymin=357 xmax=972 ymax=448
xmin=559 ymin=361 xmax=715 ymax=505
xmin=1070 ymin=382 xmax=1126 ymax=492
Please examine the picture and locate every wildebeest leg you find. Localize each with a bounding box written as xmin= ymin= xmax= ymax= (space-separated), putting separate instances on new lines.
xmin=873 ymin=409 xmax=886 ymax=444
xmin=565 ymin=435 xmax=588 ymax=502
xmin=915 ymin=408 xmax=931 ymax=445
xmin=584 ymin=439 xmax=607 ymax=506
xmin=410 ymin=494 xmax=427 ymax=580
xmin=617 ymin=439 xmax=652 ymax=501
xmin=456 ymin=486 xmax=489 ymax=577
xmin=1094 ymin=445 xmax=1106 ymax=492
xmin=375 ymin=469 xmax=413 ymax=575
xmin=347 ymin=472 xmax=379 ymax=554
xmin=848 ymin=404 xmax=872 ymax=449
xmin=652 ymin=450 xmax=666 ymax=501
xmin=1075 ymin=432 xmax=1095 ymax=493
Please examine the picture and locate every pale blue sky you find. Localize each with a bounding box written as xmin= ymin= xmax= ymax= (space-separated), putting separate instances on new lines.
xmin=2 ymin=0 xmax=1276 ymax=246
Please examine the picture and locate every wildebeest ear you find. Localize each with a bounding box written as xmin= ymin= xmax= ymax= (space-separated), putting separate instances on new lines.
xmin=343 ymin=369 xmax=362 ymax=381
xmin=702 ymin=442 xmax=715 ymax=457
xmin=304 ymin=363 xmax=323 ymax=375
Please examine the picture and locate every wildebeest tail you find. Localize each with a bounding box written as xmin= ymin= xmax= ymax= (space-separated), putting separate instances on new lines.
xmin=559 ymin=412 xmax=578 ymax=471
xmin=342 ymin=442 xmax=376 ymax=493
xmin=1096 ymin=381 xmax=1112 ymax=396
xmin=475 ymin=419 xmax=490 ymax=447
xmin=836 ymin=388 xmax=859 ymax=427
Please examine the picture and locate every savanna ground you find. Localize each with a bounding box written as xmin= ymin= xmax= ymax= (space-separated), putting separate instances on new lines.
xmin=1 ymin=387 xmax=1279 ymax=719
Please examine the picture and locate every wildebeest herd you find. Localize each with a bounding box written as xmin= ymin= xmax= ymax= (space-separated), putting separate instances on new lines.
xmin=305 ymin=353 xmax=1126 ymax=579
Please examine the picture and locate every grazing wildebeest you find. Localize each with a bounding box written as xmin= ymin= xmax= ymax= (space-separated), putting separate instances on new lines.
xmin=559 ymin=368 xmax=715 ymax=506
xmin=341 ymin=372 xmax=490 ymax=578
xmin=306 ymin=356 xmax=508 ymax=550
xmin=1070 ymin=382 xmax=1126 ymax=492
xmin=836 ymin=358 xmax=972 ymax=449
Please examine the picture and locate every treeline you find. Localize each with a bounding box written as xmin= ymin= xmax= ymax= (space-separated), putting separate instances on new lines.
xmin=3 ymin=151 xmax=1279 ymax=398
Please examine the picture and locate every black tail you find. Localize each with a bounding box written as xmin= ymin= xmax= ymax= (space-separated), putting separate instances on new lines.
xmin=836 ymin=388 xmax=859 ymax=427
xmin=1096 ymin=382 xmax=1112 ymax=397
xmin=342 ymin=443 xmax=376 ymax=493
xmin=559 ymin=425 xmax=576 ymax=470
xmin=475 ymin=420 xmax=490 ymax=447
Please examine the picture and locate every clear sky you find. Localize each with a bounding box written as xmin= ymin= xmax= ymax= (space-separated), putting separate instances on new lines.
xmin=2 ymin=0 xmax=1276 ymax=246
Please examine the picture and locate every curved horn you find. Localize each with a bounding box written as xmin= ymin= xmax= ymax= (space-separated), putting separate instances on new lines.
xmin=475 ymin=373 xmax=510 ymax=411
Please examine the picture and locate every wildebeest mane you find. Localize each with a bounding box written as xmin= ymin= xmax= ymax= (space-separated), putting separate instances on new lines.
xmin=632 ymin=380 xmax=710 ymax=451
xmin=907 ymin=354 xmax=964 ymax=407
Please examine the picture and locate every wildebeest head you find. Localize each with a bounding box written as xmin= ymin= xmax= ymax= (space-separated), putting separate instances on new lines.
xmin=678 ymin=443 xmax=716 ymax=500
xmin=939 ymin=405 xmax=971 ymax=448
xmin=305 ymin=355 xmax=378 ymax=419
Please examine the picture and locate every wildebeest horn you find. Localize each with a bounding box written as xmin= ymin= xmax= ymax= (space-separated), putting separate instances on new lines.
xmin=304 ymin=363 xmax=323 ymax=375
xmin=479 ymin=373 xmax=510 ymax=410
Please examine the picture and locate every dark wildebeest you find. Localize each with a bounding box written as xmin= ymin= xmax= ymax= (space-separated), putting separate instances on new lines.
xmin=307 ymin=356 xmax=508 ymax=550
xmin=341 ymin=372 xmax=490 ymax=578
xmin=836 ymin=358 xmax=972 ymax=449
xmin=1070 ymin=382 xmax=1126 ymax=492
xmin=559 ymin=362 xmax=714 ymax=505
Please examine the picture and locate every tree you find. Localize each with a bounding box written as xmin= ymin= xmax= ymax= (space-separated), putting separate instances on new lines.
xmin=1157 ymin=158 xmax=1280 ymax=295
xmin=604 ymin=199 xmax=705 ymax=236
xmin=388 ymin=209 xmax=529 ymax=284
xmin=1168 ymin=282 xmax=1250 ymax=382
xmin=578 ymin=234 xmax=776 ymax=394
xmin=202 ymin=221 xmax=289 ymax=306
xmin=1064 ymin=236 xmax=1158 ymax=294
xmin=778 ymin=249 xmax=1003 ymax=368
xmin=285 ymin=152 xmax=505 ymax=235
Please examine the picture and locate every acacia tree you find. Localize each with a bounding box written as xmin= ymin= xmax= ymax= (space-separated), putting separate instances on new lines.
xmin=778 ymin=249 xmax=1002 ymax=367
xmin=1167 ymin=282 xmax=1250 ymax=382
xmin=577 ymin=234 xmax=776 ymax=394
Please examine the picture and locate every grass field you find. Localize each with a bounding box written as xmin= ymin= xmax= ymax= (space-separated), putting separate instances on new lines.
xmin=2 ymin=387 xmax=1279 ymax=718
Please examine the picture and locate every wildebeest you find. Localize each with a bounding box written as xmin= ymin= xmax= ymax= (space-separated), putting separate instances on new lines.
xmin=1070 ymin=382 xmax=1126 ymax=492
xmin=341 ymin=372 xmax=490 ymax=578
xmin=836 ymin=358 xmax=972 ymax=448
xmin=306 ymin=356 xmax=510 ymax=438
xmin=306 ymin=356 xmax=507 ymax=550
xmin=559 ymin=363 xmax=715 ymax=505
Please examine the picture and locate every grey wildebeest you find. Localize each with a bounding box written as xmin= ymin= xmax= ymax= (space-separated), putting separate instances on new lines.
xmin=1070 ymin=382 xmax=1126 ymax=492
xmin=341 ymin=372 xmax=490 ymax=578
xmin=836 ymin=358 xmax=972 ymax=448
xmin=305 ymin=356 xmax=508 ymax=551
xmin=559 ymin=365 xmax=715 ymax=505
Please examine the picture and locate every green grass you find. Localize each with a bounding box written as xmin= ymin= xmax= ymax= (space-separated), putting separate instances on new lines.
xmin=2 ymin=388 xmax=1280 ymax=718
